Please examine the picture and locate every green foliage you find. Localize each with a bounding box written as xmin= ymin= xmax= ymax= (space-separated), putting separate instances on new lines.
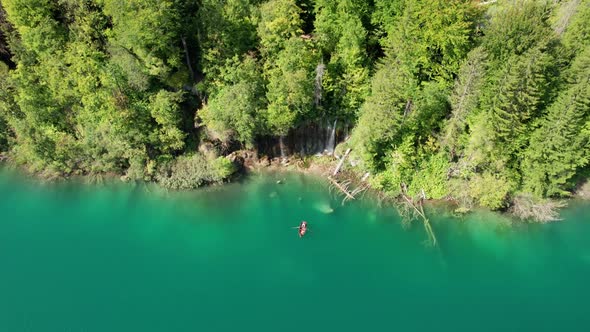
xmin=211 ymin=156 xmax=238 ymax=180
xmin=371 ymin=0 xmax=404 ymax=40
xmin=469 ymin=172 xmax=513 ymax=210
xmin=198 ymin=0 xmax=258 ymax=83
xmin=442 ymin=47 xmax=486 ymax=149
xmin=0 ymin=61 xmax=12 ymax=151
xmin=149 ymin=90 xmax=186 ymax=153
xmin=348 ymin=60 xmax=414 ymax=170
xmin=314 ymin=0 xmax=370 ymax=118
xmin=384 ymin=0 xmax=482 ymax=82
xmin=0 ymin=0 xmax=198 ymax=177
xmin=101 ymin=0 xmax=184 ymax=78
xmin=483 ymin=47 xmax=554 ymax=150
xmin=522 ymin=46 xmax=590 ymax=197
xmin=407 ymin=153 xmax=450 ymax=200
xmin=200 ymin=83 xmax=263 ymax=146
xmin=199 ymin=55 xmax=266 ymax=147
xmin=157 ymin=153 xmax=236 ymax=190
xmin=2 ymin=0 xmax=67 ymax=57
xmin=560 ymin=0 xmax=590 ymax=57
xmin=438 ymin=1 xmax=565 ymax=209
xmin=265 ymin=37 xmax=317 ymax=135
xmin=406 ymin=81 xmax=451 ymax=134
xmin=483 ymin=0 xmax=553 ymax=62
xmin=257 ymin=0 xmax=303 ymax=55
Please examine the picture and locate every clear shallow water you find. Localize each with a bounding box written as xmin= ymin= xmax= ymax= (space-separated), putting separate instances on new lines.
xmin=0 ymin=168 xmax=589 ymax=332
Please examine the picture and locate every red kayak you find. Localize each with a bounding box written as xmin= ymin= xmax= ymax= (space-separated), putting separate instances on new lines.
xmin=298 ymin=221 xmax=308 ymax=238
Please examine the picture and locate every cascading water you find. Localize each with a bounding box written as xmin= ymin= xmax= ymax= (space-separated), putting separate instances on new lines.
xmin=279 ymin=136 xmax=286 ymax=161
xmin=276 ymin=59 xmax=340 ymax=158
xmin=322 ymin=119 xmax=330 ymax=155
xmin=327 ymin=119 xmax=337 ymax=155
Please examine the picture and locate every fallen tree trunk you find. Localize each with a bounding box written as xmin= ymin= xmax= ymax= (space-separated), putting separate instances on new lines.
xmin=328 ymin=176 xmax=355 ymax=201
xmin=333 ymin=148 xmax=351 ymax=176
xmin=400 ymin=184 xmax=437 ymax=247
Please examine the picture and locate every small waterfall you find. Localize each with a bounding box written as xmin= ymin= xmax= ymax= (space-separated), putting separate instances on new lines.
xmin=323 ymin=119 xmax=330 ymax=154
xmin=327 ymin=119 xmax=337 ymax=155
xmin=314 ymin=62 xmax=326 ymax=107
xmin=279 ymin=135 xmax=286 ymax=160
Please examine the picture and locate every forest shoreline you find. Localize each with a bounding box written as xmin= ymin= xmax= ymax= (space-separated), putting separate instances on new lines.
xmin=2 ymin=1 xmax=589 ymax=225
xmin=234 ymin=151 xmax=590 ymax=224
xmin=2 ymin=149 xmax=585 ymax=225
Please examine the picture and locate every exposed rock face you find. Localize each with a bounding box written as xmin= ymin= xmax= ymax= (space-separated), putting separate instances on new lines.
xmin=258 ymin=156 xmax=271 ymax=167
xmin=255 ymin=121 xmax=350 ymax=159
xmin=226 ymin=152 xmax=245 ymax=170
xmin=226 ymin=150 xmax=261 ymax=170
xmin=198 ymin=141 xmax=218 ymax=156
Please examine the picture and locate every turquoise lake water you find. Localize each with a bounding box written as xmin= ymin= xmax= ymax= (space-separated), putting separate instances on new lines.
xmin=0 ymin=167 xmax=589 ymax=331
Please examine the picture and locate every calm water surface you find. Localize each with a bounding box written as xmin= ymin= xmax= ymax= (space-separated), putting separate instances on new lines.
xmin=0 ymin=168 xmax=589 ymax=331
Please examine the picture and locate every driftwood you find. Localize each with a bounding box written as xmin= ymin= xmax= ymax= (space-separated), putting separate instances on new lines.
xmin=400 ymin=183 xmax=437 ymax=247
xmin=333 ymin=148 xmax=351 ymax=176
xmin=328 ymin=174 xmax=369 ymax=205
xmin=348 ymin=183 xmax=369 ymax=202
xmin=328 ymin=176 xmax=355 ymax=201
xmin=361 ymin=172 xmax=370 ymax=182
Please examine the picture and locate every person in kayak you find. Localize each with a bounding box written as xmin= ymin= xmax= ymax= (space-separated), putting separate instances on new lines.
xmin=298 ymin=221 xmax=308 ymax=238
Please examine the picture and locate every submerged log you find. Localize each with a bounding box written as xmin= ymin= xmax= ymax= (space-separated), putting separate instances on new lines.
xmin=400 ymin=184 xmax=437 ymax=247
xmin=328 ymin=176 xmax=355 ymax=201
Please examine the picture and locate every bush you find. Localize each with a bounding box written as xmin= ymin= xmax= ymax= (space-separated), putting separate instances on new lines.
xmin=211 ymin=156 xmax=237 ymax=181
xmin=469 ymin=172 xmax=512 ymax=210
xmin=369 ymin=168 xmax=403 ymax=199
xmin=407 ymin=153 xmax=450 ymax=199
xmin=156 ymin=153 xmax=237 ymax=190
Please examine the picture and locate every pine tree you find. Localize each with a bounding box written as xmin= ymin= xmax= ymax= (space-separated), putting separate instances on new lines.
xmin=348 ymin=56 xmax=417 ymax=170
xmin=523 ymin=46 xmax=590 ymax=197
xmin=442 ymin=47 xmax=487 ymax=158
xmin=488 ymin=48 xmax=552 ymax=144
xmin=483 ymin=0 xmax=553 ymax=62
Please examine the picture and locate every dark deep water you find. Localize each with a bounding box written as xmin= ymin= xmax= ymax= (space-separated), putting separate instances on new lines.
xmin=0 ymin=168 xmax=589 ymax=331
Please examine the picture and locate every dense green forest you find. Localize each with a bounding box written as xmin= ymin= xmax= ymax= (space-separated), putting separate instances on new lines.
xmin=0 ymin=0 xmax=589 ymax=216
